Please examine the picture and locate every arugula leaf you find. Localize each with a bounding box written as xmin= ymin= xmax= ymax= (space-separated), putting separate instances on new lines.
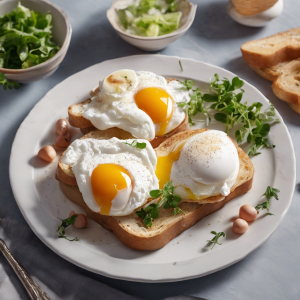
xmin=0 ymin=3 xmax=60 ymax=79
xmin=0 ymin=73 xmax=20 ymax=90
xmin=56 ymin=215 xmax=79 ymax=241
xmin=180 ymin=74 xmax=279 ymax=156
xmin=206 ymin=231 xmax=226 ymax=250
xmin=135 ymin=181 xmax=185 ymax=227
xmin=123 ymin=140 xmax=147 ymax=149
xmin=255 ymin=186 xmax=280 ymax=215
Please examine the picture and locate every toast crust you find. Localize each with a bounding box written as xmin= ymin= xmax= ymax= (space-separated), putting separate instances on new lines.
xmin=272 ymin=59 xmax=300 ymax=105
xmin=241 ymin=28 xmax=300 ymax=68
xmin=59 ymin=174 xmax=253 ymax=251
xmin=57 ymin=129 xmax=254 ymax=250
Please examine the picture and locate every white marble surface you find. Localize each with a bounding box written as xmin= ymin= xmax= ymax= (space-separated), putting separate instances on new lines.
xmin=0 ymin=0 xmax=299 ymax=299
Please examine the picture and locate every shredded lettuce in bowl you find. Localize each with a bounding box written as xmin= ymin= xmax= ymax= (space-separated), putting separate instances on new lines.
xmin=116 ymin=0 xmax=182 ymax=37
xmin=0 ymin=2 xmax=60 ymax=90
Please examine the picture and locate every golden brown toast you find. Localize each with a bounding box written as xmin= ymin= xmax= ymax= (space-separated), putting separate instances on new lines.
xmin=272 ymin=58 xmax=300 ymax=106
xmin=241 ymin=28 xmax=300 ymax=68
xmin=250 ymin=61 xmax=291 ymax=82
xmin=57 ymin=129 xmax=254 ymax=250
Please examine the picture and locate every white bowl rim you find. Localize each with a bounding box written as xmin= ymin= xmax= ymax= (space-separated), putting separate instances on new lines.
xmin=0 ymin=0 xmax=72 ymax=74
xmin=106 ymin=0 xmax=197 ymax=41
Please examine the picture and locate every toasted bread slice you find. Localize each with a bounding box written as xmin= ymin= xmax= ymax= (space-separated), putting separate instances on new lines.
xmin=288 ymin=103 xmax=300 ymax=115
xmin=68 ymin=79 xmax=189 ymax=147
xmin=241 ymin=28 xmax=300 ymax=68
xmin=57 ymin=129 xmax=254 ymax=250
xmin=59 ymin=177 xmax=252 ymax=251
xmin=272 ymin=59 xmax=300 ymax=105
xmin=250 ymin=61 xmax=291 ymax=82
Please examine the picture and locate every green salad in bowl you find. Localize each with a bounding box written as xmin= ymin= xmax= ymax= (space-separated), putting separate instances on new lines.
xmin=116 ymin=0 xmax=182 ymax=37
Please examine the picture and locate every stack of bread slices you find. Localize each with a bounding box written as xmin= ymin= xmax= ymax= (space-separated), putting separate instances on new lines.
xmin=241 ymin=28 xmax=300 ymax=114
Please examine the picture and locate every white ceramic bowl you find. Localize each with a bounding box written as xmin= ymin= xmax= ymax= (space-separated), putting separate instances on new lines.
xmin=107 ymin=0 xmax=197 ymax=51
xmin=0 ymin=0 xmax=72 ymax=83
xmin=227 ymin=0 xmax=283 ymax=27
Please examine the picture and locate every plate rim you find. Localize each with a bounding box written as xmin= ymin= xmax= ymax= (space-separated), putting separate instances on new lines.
xmin=9 ymin=54 xmax=296 ymax=282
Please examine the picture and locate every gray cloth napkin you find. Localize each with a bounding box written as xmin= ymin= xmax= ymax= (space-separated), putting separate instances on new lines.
xmin=0 ymin=217 xmax=205 ymax=300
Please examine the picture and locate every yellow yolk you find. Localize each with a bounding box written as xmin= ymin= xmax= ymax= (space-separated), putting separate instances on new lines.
xmin=155 ymin=141 xmax=186 ymax=189
xmin=134 ymin=87 xmax=173 ymax=136
xmin=155 ymin=139 xmax=208 ymax=200
xmin=91 ymin=164 xmax=132 ymax=215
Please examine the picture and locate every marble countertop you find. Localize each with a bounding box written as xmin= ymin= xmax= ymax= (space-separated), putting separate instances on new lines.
xmin=0 ymin=0 xmax=299 ymax=299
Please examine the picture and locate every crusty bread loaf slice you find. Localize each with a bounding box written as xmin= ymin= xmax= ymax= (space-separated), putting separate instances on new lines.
xmin=250 ymin=61 xmax=291 ymax=82
xmin=241 ymin=28 xmax=300 ymax=68
xmin=288 ymin=103 xmax=300 ymax=115
xmin=272 ymin=58 xmax=300 ymax=105
xmin=57 ymin=129 xmax=254 ymax=250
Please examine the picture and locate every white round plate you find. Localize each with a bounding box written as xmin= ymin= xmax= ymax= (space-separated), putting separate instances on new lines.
xmin=9 ymin=55 xmax=295 ymax=282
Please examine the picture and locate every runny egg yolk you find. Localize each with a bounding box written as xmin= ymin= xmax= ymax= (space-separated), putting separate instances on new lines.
xmin=155 ymin=139 xmax=209 ymax=201
xmin=91 ymin=164 xmax=132 ymax=215
xmin=134 ymin=87 xmax=173 ymax=136
xmin=155 ymin=141 xmax=186 ymax=189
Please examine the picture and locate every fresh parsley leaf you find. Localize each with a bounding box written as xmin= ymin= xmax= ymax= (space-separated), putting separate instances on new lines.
xmin=206 ymin=231 xmax=226 ymax=250
xmin=135 ymin=181 xmax=185 ymax=228
xmin=123 ymin=140 xmax=147 ymax=149
xmin=179 ymin=60 xmax=183 ymax=72
xmin=56 ymin=215 xmax=79 ymax=241
xmin=255 ymin=186 xmax=280 ymax=216
xmin=0 ymin=73 xmax=20 ymax=90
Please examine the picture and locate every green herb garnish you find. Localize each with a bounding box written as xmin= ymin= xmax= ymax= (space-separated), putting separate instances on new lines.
xmin=179 ymin=60 xmax=183 ymax=72
xmin=179 ymin=74 xmax=279 ymax=156
xmin=136 ymin=181 xmax=185 ymax=228
xmin=255 ymin=186 xmax=280 ymax=215
xmin=0 ymin=73 xmax=20 ymax=90
xmin=116 ymin=0 xmax=181 ymax=37
xmin=56 ymin=215 xmax=79 ymax=241
xmin=206 ymin=231 xmax=226 ymax=250
xmin=123 ymin=140 xmax=147 ymax=149
xmin=0 ymin=2 xmax=60 ymax=90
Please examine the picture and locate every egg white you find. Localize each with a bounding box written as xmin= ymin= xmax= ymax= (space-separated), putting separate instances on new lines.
xmin=171 ymin=130 xmax=240 ymax=199
xmin=62 ymin=137 xmax=158 ymax=216
xmin=82 ymin=70 xmax=190 ymax=140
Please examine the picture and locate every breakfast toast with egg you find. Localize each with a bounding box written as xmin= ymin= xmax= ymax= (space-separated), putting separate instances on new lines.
xmin=68 ymin=79 xmax=189 ymax=148
xmin=56 ymin=129 xmax=254 ymax=251
xmin=241 ymin=28 xmax=300 ymax=68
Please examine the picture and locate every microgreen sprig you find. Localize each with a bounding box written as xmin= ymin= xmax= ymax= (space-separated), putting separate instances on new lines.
xmin=255 ymin=186 xmax=280 ymax=215
xmin=56 ymin=215 xmax=79 ymax=241
xmin=178 ymin=80 xmax=211 ymax=126
xmin=136 ymin=181 xmax=185 ymax=228
xmin=206 ymin=231 xmax=226 ymax=250
xmin=0 ymin=73 xmax=20 ymax=91
xmin=179 ymin=60 xmax=183 ymax=72
xmin=178 ymin=74 xmax=279 ymax=157
xmin=123 ymin=140 xmax=147 ymax=149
